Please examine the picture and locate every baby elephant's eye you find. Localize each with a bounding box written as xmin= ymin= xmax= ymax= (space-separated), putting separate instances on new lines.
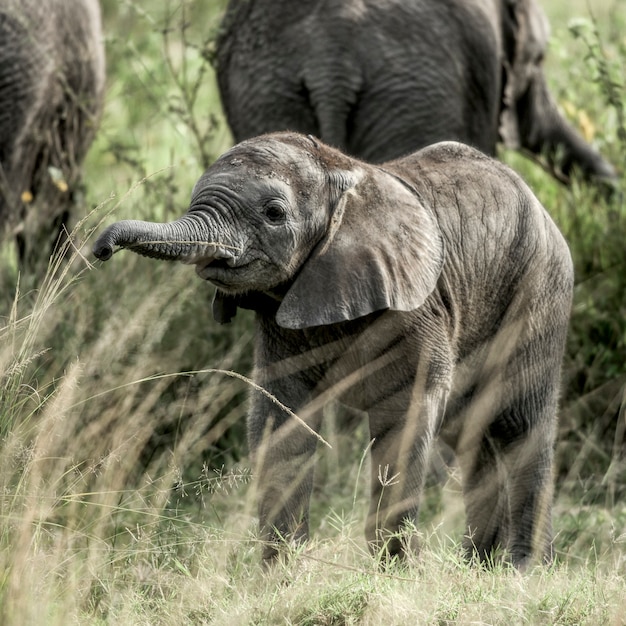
xmin=263 ymin=201 xmax=286 ymax=223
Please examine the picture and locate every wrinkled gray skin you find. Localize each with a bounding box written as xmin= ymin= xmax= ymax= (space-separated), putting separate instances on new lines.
xmin=94 ymin=132 xmax=574 ymax=568
xmin=0 ymin=0 xmax=105 ymax=272
xmin=217 ymin=0 xmax=615 ymax=184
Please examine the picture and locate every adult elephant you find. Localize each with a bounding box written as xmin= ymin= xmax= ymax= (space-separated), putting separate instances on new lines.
xmin=216 ymin=0 xmax=615 ymax=183
xmin=0 ymin=0 xmax=105 ymax=273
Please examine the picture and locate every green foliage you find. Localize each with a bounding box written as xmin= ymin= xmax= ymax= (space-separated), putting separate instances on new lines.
xmin=554 ymin=13 xmax=626 ymax=502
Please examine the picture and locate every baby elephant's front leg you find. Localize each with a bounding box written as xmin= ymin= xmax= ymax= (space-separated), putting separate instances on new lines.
xmin=247 ymin=380 xmax=322 ymax=562
xmin=366 ymin=384 xmax=449 ymax=560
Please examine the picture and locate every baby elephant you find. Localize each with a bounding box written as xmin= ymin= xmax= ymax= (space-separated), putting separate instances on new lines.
xmin=94 ymin=133 xmax=573 ymax=568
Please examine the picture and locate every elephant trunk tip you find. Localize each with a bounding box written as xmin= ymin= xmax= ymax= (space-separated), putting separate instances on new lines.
xmin=93 ymin=238 xmax=114 ymax=262
xmin=93 ymin=222 xmax=128 ymax=261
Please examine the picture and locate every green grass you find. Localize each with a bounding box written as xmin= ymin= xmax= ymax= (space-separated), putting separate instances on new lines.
xmin=0 ymin=0 xmax=625 ymax=623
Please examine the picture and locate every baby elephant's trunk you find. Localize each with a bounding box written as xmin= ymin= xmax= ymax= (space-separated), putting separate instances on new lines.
xmin=93 ymin=217 xmax=227 ymax=263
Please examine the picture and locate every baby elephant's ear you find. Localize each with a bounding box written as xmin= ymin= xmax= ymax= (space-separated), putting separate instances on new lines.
xmin=276 ymin=169 xmax=444 ymax=329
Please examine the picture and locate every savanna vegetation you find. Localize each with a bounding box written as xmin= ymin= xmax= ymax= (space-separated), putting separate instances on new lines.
xmin=0 ymin=0 xmax=624 ymax=623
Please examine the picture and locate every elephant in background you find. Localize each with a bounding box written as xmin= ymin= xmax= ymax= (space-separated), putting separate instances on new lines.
xmin=0 ymin=0 xmax=105 ymax=274
xmin=216 ymin=0 xmax=615 ymax=184
xmin=93 ymin=132 xmax=574 ymax=568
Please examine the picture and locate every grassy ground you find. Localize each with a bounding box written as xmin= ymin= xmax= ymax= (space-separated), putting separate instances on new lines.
xmin=0 ymin=0 xmax=625 ymax=623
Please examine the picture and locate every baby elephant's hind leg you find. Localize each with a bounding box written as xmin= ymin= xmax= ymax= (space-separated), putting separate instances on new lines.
xmin=461 ymin=420 xmax=556 ymax=568
xmin=457 ymin=312 xmax=564 ymax=568
xmin=458 ymin=328 xmax=562 ymax=568
xmin=491 ymin=402 xmax=557 ymax=567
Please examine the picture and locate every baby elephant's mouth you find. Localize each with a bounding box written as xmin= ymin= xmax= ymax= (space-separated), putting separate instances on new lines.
xmin=201 ymin=257 xmax=232 ymax=270
xmin=195 ymin=256 xmax=243 ymax=286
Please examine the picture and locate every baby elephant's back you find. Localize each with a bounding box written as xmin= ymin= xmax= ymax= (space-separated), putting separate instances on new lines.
xmin=389 ymin=141 xmax=574 ymax=352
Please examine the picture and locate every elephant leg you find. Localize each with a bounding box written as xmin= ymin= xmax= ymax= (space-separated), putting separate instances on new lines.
xmin=499 ymin=425 xmax=555 ymax=569
xmin=460 ymin=422 xmax=555 ymax=568
xmin=457 ymin=344 xmax=560 ymax=568
xmin=248 ymin=379 xmax=322 ymax=562
xmin=365 ymin=385 xmax=449 ymax=560
xmin=458 ymin=437 xmax=510 ymax=564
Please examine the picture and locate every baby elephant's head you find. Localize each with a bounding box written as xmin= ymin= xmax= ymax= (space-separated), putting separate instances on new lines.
xmin=93 ymin=132 xmax=361 ymax=295
xmin=94 ymin=132 xmax=443 ymax=329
